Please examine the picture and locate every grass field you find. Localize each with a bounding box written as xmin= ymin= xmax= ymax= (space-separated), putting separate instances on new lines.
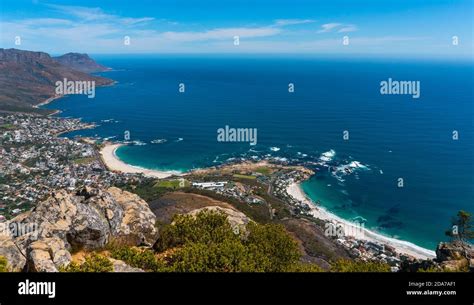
xmin=154 ymin=179 xmax=190 ymax=189
xmin=254 ymin=166 xmax=272 ymax=175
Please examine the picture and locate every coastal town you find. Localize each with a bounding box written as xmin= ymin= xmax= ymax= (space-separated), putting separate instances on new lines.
xmin=0 ymin=113 xmax=144 ymax=220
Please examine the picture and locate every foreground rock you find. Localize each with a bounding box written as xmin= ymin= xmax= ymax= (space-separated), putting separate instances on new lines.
xmin=109 ymin=258 xmax=144 ymax=272
xmin=0 ymin=235 xmax=26 ymax=272
xmin=436 ymin=241 xmax=473 ymax=271
xmin=107 ymin=187 xmax=158 ymax=246
xmin=400 ymin=241 xmax=473 ymax=272
xmin=1 ymin=187 xmax=157 ymax=272
xmin=27 ymin=237 xmax=71 ymax=272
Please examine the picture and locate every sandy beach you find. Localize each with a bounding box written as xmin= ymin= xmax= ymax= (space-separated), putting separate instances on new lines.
xmin=100 ymin=143 xmax=181 ymax=178
xmin=286 ymin=182 xmax=436 ymax=260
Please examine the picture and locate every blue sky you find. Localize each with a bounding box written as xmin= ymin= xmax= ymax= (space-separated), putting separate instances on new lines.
xmin=0 ymin=0 xmax=472 ymax=58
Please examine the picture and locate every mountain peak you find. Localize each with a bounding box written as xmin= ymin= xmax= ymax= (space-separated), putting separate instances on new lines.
xmin=53 ymin=52 xmax=111 ymax=73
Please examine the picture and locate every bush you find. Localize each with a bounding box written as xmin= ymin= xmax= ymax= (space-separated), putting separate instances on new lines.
xmin=155 ymin=211 xmax=238 ymax=252
xmin=60 ymin=253 xmax=113 ymax=272
xmin=0 ymin=256 xmax=8 ymax=272
xmin=418 ymin=261 xmax=469 ymax=272
xmin=110 ymin=247 xmax=166 ymax=272
xmin=157 ymin=210 xmax=306 ymax=272
xmin=330 ymin=259 xmax=391 ymax=272
xmin=245 ymin=222 xmax=301 ymax=272
xmin=168 ymin=240 xmax=254 ymax=272
xmin=284 ymin=262 xmax=324 ymax=272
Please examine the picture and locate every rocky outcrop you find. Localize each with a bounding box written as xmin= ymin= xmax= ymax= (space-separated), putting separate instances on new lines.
xmin=0 ymin=234 xmax=26 ymax=272
xmin=1 ymin=187 xmax=157 ymax=272
xmin=435 ymin=241 xmax=472 ymax=261
xmin=27 ymin=237 xmax=71 ymax=272
xmin=435 ymin=241 xmax=473 ymax=272
xmin=401 ymin=241 xmax=473 ymax=272
xmin=108 ymin=187 xmax=158 ymax=246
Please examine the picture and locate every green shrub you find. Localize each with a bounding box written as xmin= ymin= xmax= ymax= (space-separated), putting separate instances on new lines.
xmin=418 ymin=261 xmax=469 ymax=272
xmin=330 ymin=259 xmax=391 ymax=272
xmin=60 ymin=253 xmax=113 ymax=272
xmin=157 ymin=210 xmax=305 ymax=272
xmin=155 ymin=211 xmax=238 ymax=252
xmin=284 ymin=262 xmax=324 ymax=272
xmin=168 ymin=240 xmax=254 ymax=272
xmin=111 ymin=247 xmax=166 ymax=272
xmin=0 ymin=256 xmax=8 ymax=272
xmin=245 ymin=222 xmax=301 ymax=272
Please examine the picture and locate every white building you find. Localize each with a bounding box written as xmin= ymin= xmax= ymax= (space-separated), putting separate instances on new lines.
xmin=192 ymin=181 xmax=227 ymax=189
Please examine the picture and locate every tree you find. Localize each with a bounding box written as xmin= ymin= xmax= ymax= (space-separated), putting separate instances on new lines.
xmin=445 ymin=210 xmax=474 ymax=243
xmin=445 ymin=210 xmax=474 ymax=260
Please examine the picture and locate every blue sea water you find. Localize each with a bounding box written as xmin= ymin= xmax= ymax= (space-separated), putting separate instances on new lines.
xmin=45 ymin=55 xmax=474 ymax=250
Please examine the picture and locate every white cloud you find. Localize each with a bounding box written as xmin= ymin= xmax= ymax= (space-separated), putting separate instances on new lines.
xmin=160 ymin=27 xmax=280 ymax=42
xmin=318 ymin=23 xmax=358 ymax=33
xmin=273 ymin=19 xmax=315 ymax=26
xmin=121 ymin=17 xmax=155 ymax=25
xmin=47 ymin=4 xmax=111 ymax=21
xmin=46 ymin=4 xmax=154 ymax=25
xmin=317 ymin=23 xmax=342 ymax=33
xmin=20 ymin=18 xmax=73 ymax=26
xmin=338 ymin=25 xmax=358 ymax=33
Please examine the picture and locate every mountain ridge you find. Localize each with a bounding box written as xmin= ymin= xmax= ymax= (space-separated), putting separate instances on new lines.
xmin=0 ymin=48 xmax=114 ymax=114
xmin=53 ymin=52 xmax=111 ymax=73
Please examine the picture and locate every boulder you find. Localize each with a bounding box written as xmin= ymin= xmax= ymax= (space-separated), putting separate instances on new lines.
xmin=107 ymin=187 xmax=157 ymax=246
xmin=440 ymin=259 xmax=468 ymax=272
xmin=0 ymin=234 xmax=26 ymax=271
xmin=2 ymin=186 xmax=158 ymax=272
xmin=435 ymin=241 xmax=473 ymax=261
xmin=27 ymin=237 xmax=71 ymax=272
xmin=109 ymin=258 xmax=144 ymax=272
xmin=67 ymin=202 xmax=111 ymax=249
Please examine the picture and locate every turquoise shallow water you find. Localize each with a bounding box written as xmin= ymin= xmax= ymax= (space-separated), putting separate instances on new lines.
xmin=47 ymin=55 xmax=474 ymax=250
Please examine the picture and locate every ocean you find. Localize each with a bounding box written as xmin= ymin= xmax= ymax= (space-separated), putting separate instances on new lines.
xmin=45 ymin=55 xmax=474 ymax=250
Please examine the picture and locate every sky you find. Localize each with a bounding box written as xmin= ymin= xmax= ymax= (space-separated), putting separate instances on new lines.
xmin=0 ymin=0 xmax=472 ymax=58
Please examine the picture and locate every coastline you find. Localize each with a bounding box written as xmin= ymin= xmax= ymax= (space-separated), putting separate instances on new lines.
xmin=34 ymin=95 xmax=64 ymax=108
xmin=98 ymin=141 xmax=437 ymax=260
xmin=286 ymin=182 xmax=436 ymax=260
xmin=100 ymin=143 xmax=181 ymax=178
xmin=55 ymin=123 xmax=96 ymax=137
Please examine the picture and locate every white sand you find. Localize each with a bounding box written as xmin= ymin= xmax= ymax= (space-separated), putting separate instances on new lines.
xmin=286 ymin=182 xmax=436 ymax=260
xmin=100 ymin=143 xmax=181 ymax=178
